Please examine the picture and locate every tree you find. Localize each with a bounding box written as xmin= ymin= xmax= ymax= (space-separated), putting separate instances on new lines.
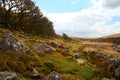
xmin=62 ymin=33 xmax=71 ymax=41
xmin=0 ymin=0 xmax=19 ymax=28
xmin=0 ymin=0 xmax=56 ymax=37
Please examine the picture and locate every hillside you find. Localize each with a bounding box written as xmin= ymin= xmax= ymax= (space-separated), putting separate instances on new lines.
xmin=1 ymin=26 xmax=120 ymax=80
xmin=73 ymin=33 xmax=120 ymax=80
xmin=0 ymin=28 xmax=104 ymax=80
xmin=74 ymin=33 xmax=120 ymax=42
xmin=0 ymin=0 xmax=120 ymax=80
xmin=95 ymin=34 xmax=120 ymax=44
xmin=101 ymin=34 xmax=120 ymax=39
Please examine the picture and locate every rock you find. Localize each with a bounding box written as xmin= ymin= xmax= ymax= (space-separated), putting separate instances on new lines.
xmin=34 ymin=41 xmax=55 ymax=54
xmin=29 ymin=39 xmax=36 ymax=42
xmin=51 ymin=42 xmax=66 ymax=49
xmin=0 ymin=33 xmax=32 ymax=54
xmin=59 ymin=45 xmax=67 ymax=49
xmin=44 ymin=47 xmax=55 ymax=53
xmin=101 ymin=78 xmax=110 ymax=80
xmin=31 ymin=68 xmax=40 ymax=80
xmin=44 ymin=61 xmax=55 ymax=69
xmin=115 ymin=47 xmax=120 ymax=52
xmin=73 ymin=53 xmax=80 ymax=58
xmin=114 ymin=66 xmax=120 ymax=80
xmin=0 ymin=71 xmax=20 ymax=80
xmin=60 ymin=48 xmax=71 ymax=56
xmin=45 ymin=71 xmax=64 ymax=80
xmin=76 ymin=59 xmax=86 ymax=64
xmin=51 ymin=42 xmax=61 ymax=48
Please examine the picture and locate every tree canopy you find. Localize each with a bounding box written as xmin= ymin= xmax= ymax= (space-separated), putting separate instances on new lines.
xmin=0 ymin=0 xmax=55 ymax=37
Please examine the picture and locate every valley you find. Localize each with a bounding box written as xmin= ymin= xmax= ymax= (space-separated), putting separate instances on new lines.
xmin=0 ymin=28 xmax=120 ymax=80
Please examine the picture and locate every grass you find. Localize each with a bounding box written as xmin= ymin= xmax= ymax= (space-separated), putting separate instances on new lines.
xmin=0 ymin=46 xmax=101 ymax=80
xmin=0 ymin=28 xmax=103 ymax=80
xmin=33 ymin=52 xmax=100 ymax=80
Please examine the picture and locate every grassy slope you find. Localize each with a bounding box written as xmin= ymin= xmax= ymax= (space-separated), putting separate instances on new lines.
xmin=94 ymin=34 xmax=120 ymax=44
xmin=0 ymin=28 xmax=101 ymax=80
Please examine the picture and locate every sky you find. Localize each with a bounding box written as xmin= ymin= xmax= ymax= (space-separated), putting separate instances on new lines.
xmin=34 ymin=0 xmax=120 ymax=38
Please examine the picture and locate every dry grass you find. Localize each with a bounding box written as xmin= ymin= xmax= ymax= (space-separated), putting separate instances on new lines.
xmin=102 ymin=33 xmax=120 ymax=39
xmin=81 ymin=41 xmax=120 ymax=58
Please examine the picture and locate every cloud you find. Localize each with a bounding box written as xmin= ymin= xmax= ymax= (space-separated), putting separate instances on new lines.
xmin=92 ymin=0 xmax=120 ymax=9
xmin=102 ymin=0 xmax=120 ymax=9
xmin=46 ymin=0 xmax=120 ymax=38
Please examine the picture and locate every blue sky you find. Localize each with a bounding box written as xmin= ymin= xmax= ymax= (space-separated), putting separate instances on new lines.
xmin=34 ymin=0 xmax=120 ymax=38
xmin=107 ymin=17 xmax=120 ymax=25
xmin=34 ymin=0 xmax=91 ymax=13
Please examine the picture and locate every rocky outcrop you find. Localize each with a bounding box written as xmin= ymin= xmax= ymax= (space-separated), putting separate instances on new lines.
xmin=45 ymin=71 xmax=64 ymax=80
xmin=0 ymin=33 xmax=32 ymax=54
xmin=83 ymin=51 xmax=120 ymax=80
xmin=34 ymin=41 xmax=55 ymax=54
xmin=0 ymin=71 xmax=20 ymax=80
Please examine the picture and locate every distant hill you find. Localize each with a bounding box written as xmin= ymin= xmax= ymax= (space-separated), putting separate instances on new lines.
xmin=99 ymin=33 xmax=120 ymax=39
xmin=96 ymin=33 xmax=120 ymax=44
xmin=73 ymin=33 xmax=120 ymax=44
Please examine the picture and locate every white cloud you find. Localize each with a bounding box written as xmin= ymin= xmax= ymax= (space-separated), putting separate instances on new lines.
xmin=46 ymin=0 xmax=120 ymax=38
xmin=92 ymin=0 xmax=120 ymax=9
xmin=102 ymin=0 xmax=120 ymax=9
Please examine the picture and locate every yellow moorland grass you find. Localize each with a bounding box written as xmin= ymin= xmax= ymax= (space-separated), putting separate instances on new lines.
xmin=0 ymin=28 xmax=108 ymax=80
xmin=81 ymin=41 xmax=120 ymax=57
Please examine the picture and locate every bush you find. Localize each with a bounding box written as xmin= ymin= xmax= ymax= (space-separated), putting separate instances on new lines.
xmin=62 ymin=33 xmax=71 ymax=41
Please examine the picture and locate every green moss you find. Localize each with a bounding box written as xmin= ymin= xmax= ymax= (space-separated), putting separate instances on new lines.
xmin=0 ymin=33 xmax=4 ymax=37
xmin=0 ymin=29 xmax=102 ymax=79
xmin=33 ymin=52 xmax=101 ymax=80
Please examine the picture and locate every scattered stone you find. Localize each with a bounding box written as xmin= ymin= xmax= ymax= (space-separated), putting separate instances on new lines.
xmin=73 ymin=53 xmax=81 ymax=58
xmin=76 ymin=59 xmax=86 ymax=64
xmin=114 ymin=66 xmax=120 ymax=80
xmin=60 ymin=48 xmax=71 ymax=56
xmin=0 ymin=71 xmax=20 ymax=80
xmin=44 ymin=61 xmax=55 ymax=69
xmin=51 ymin=42 xmax=66 ymax=49
xmin=101 ymin=78 xmax=110 ymax=80
xmin=115 ymin=47 xmax=120 ymax=52
xmin=44 ymin=47 xmax=55 ymax=53
xmin=31 ymin=68 xmax=40 ymax=80
xmin=34 ymin=41 xmax=55 ymax=54
xmin=29 ymin=39 xmax=36 ymax=42
xmin=59 ymin=45 xmax=67 ymax=49
xmin=45 ymin=71 xmax=64 ymax=80
xmin=0 ymin=33 xmax=32 ymax=54
xmin=64 ymin=48 xmax=70 ymax=53
xmin=51 ymin=42 xmax=61 ymax=48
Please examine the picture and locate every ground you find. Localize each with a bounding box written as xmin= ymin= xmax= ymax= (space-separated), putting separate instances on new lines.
xmin=0 ymin=28 xmax=119 ymax=80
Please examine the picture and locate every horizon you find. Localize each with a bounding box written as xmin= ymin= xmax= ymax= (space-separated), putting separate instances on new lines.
xmin=57 ymin=32 xmax=120 ymax=39
xmin=34 ymin=0 xmax=120 ymax=38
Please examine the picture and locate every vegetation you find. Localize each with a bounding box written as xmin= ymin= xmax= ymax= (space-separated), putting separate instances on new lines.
xmin=62 ymin=33 xmax=71 ymax=41
xmin=0 ymin=0 xmax=119 ymax=80
xmin=0 ymin=28 xmax=103 ymax=80
xmin=0 ymin=0 xmax=55 ymax=37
